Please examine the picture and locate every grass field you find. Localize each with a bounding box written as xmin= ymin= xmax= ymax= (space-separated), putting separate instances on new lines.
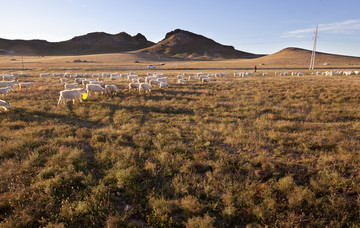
xmin=1 ymin=69 xmax=360 ymax=227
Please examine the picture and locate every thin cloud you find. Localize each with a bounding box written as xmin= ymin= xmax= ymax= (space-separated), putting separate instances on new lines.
xmin=282 ymin=19 xmax=360 ymax=38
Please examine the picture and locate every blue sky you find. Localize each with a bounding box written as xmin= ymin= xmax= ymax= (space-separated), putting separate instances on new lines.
xmin=1 ymin=0 xmax=360 ymax=56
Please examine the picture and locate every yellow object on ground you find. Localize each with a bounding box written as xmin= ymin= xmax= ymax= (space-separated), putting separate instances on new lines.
xmin=82 ymin=93 xmax=87 ymax=100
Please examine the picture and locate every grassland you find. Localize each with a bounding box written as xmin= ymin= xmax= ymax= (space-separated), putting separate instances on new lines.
xmin=1 ymin=69 xmax=360 ymax=227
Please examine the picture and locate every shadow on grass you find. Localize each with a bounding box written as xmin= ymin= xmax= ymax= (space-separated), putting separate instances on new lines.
xmin=5 ymin=107 xmax=104 ymax=128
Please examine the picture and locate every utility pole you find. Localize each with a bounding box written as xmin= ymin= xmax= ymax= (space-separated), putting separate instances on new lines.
xmin=309 ymin=25 xmax=318 ymax=70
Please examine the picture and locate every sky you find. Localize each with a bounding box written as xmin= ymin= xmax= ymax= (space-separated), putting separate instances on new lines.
xmin=1 ymin=0 xmax=360 ymax=56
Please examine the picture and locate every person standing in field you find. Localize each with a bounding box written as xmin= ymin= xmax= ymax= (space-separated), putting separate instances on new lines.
xmin=254 ymin=65 xmax=257 ymax=73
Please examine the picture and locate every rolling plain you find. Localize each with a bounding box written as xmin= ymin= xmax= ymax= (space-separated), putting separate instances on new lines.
xmin=1 ymin=49 xmax=360 ymax=227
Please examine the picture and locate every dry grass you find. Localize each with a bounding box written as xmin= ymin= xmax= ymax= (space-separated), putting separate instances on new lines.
xmin=1 ymin=48 xmax=359 ymax=70
xmin=1 ymin=67 xmax=360 ymax=227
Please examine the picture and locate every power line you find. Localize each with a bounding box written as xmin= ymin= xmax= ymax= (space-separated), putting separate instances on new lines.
xmin=309 ymin=26 xmax=318 ymax=70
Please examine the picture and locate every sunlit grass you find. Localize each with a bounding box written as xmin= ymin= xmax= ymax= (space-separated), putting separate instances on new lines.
xmin=1 ymin=70 xmax=360 ymax=226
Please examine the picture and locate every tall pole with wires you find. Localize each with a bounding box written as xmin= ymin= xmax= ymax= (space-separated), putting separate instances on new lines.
xmin=309 ymin=25 xmax=318 ymax=70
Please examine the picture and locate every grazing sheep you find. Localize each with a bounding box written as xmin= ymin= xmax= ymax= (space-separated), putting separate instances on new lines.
xmin=58 ymin=90 xmax=85 ymax=105
xmin=60 ymin=78 xmax=70 ymax=83
xmin=129 ymin=83 xmax=140 ymax=92
xmin=159 ymin=82 xmax=170 ymax=89
xmin=201 ymin=77 xmax=211 ymax=83
xmin=128 ymin=75 xmax=139 ymax=80
xmin=105 ymin=84 xmax=118 ymax=95
xmin=19 ymin=82 xmax=33 ymax=90
xmin=86 ymin=84 xmax=105 ymax=96
xmin=263 ymin=73 xmax=269 ymax=76
xmin=2 ymin=74 xmax=15 ymax=81
xmin=20 ymin=73 xmax=30 ymax=77
xmin=132 ymin=78 xmax=139 ymax=83
xmin=178 ymin=79 xmax=187 ymax=84
xmin=64 ymin=83 xmax=78 ymax=90
xmin=53 ymin=73 xmax=64 ymax=77
xmin=82 ymin=79 xmax=95 ymax=87
xmin=177 ymin=75 xmax=184 ymax=79
xmin=0 ymin=86 xmax=13 ymax=95
xmin=145 ymin=76 xmax=157 ymax=83
xmin=0 ymin=80 xmax=19 ymax=89
xmin=40 ymin=73 xmax=51 ymax=77
xmin=149 ymin=79 xmax=161 ymax=87
xmin=0 ymin=99 xmax=11 ymax=111
xmin=157 ymin=77 xmax=168 ymax=82
xmin=120 ymin=74 xmax=128 ymax=80
xmin=139 ymin=83 xmax=152 ymax=93
xmin=188 ymin=76 xmax=196 ymax=80
xmin=89 ymin=81 xmax=105 ymax=87
xmin=102 ymin=72 xmax=110 ymax=78
xmin=110 ymin=75 xmax=120 ymax=80
xmin=75 ymin=78 xmax=85 ymax=84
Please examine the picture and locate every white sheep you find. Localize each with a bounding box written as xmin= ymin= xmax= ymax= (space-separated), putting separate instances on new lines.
xmin=60 ymin=78 xmax=70 ymax=83
xmin=188 ymin=76 xmax=196 ymax=80
xmin=86 ymin=84 xmax=105 ymax=96
xmin=102 ymin=72 xmax=110 ymax=78
xmin=20 ymin=73 xmax=30 ymax=77
xmin=64 ymin=83 xmax=78 ymax=90
xmin=75 ymin=78 xmax=85 ymax=84
xmin=139 ymin=83 xmax=152 ymax=93
xmin=149 ymin=79 xmax=161 ymax=87
xmin=132 ymin=78 xmax=139 ymax=83
xmin=129 ymin=83 xmax=140 ymax=92
xmin=53 ymin=73 xmax=64 ymax=77
xmin=128 ymin=75 xmax=139 ymax=80
xmin=0 ymin=86 xmax=13 ymax=95
xmin=157 ymin=77 xmax=168 ymax=82
xmin=159 ymin=82 xmax=170 ymax=89
xmin=178 ymin=79 xmax=187 ymax=84
xmin=2 ymin=74 xmax=15 ymax=81
xmin=82 ymin=79 xmax=95 ymax=87
xmin=177 ymin=75 xmax=184 ymax=79
xmin=201 ymin=77 xmax=211 ymax=83
xmin=58 ymin=90 xmax=85 ymax=105
xmin=89 ymin=81 xmax=105 ymax=87
xmin=120 ymin=74 xmax=128 ymax=80
xmin=0 ymin=80 xmax=19 ymax=89
xmin=105 ymin=84 xmax=118 ymax=95
xmin=19 ymin=82 xmax=33 ymax=90
xmin=40 ymin=73 xmax=51 ymax=77
xmin=0 ymin=99 xmax=11 ymax=111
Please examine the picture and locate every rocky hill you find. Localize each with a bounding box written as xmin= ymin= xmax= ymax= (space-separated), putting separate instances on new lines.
xmin=0 ymin=32 xmax=154 ymax=55
xmin=138 ymin=29 xmax=262 ymax=59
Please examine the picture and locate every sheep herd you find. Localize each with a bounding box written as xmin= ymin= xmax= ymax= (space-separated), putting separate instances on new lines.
xmin=1 ymin=69 xmax=359 ymax=111
xmin=0 ymin=71 xmax=223 ymax=111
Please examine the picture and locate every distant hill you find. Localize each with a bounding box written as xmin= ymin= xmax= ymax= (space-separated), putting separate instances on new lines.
xmin=137 ymin=29 xmax=263 ymax=59
xmin=255 ymin=47 xmax=360 ymax=67
xmin=0 ymin=32 xmax=154 ymax=55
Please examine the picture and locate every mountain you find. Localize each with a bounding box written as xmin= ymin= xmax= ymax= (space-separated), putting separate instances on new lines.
xmin=0 ymin=32 xmax=154 ymax=55
xmin=137 ymin=29 xmax=262 ymax=59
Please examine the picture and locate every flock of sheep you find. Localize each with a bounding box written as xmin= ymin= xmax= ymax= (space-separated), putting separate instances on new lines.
xmin=1 ymin=69 xmax=359 ymax=111
xmin=0 ymin=71 xmax=222 ymax=110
